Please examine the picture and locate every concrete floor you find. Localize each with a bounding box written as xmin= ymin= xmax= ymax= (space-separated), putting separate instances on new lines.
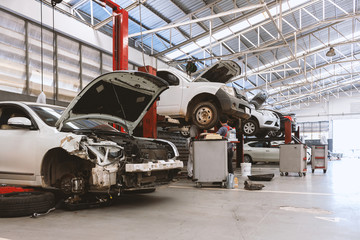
xmin=1 ymin=158 xmax=360 ymax=240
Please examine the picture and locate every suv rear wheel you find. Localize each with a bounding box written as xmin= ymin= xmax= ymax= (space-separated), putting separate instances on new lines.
xmin=191 ymin=101 xmax=219 ymax=129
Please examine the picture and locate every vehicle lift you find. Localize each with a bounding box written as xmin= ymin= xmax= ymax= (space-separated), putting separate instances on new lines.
xmin=237 ymin=118 xmax=301 ymax=167
xmin=102 ymin=0 xmax=158 ymax=139
xmin=104 ymin=0 xmax=301 ymax=171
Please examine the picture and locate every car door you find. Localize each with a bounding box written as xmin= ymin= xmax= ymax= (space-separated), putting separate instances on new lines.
xmin=263 ymin=141 xmax=280 ymax=162
xmin=0 ymin=104 xmax=39 ymax=181
xmin=156 ymin=70 xmax=184 ymax=116
xmin=247 ymin=141 xmax=267 ymax=162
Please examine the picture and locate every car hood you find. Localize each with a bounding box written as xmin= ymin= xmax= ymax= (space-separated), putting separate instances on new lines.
xmin=250 ymin=91 xmax=268 ymax=109
xmin=193 ymin=60 xmax=241 ymax=83
xmin=55 ymin=71 xmax=169 ymax=134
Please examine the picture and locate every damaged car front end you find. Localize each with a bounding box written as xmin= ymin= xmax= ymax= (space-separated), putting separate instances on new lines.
xmin=0 ymin=71 xmax=183 ymax=207
xmin=54 ymin=129 xmax=181 ymax=197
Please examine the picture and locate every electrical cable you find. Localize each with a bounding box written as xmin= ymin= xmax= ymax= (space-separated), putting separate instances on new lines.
xmin=40 ymin=0 xmax=44 ymax=92
xmin=52 ymin=2 xmax=56 ymax=104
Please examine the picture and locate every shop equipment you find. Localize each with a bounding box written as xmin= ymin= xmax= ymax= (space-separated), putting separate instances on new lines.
xmin=280 ymin=144 xmax=307 ymax=177
xmin=311 ymin=145 xmax=328 ymax=173
xmin=193 ymin=139 xmax=228 ymax=187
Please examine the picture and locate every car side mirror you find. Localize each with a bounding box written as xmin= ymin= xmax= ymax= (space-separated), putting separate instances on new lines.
xmin=8 ymin=117 xmax=32 ymax=128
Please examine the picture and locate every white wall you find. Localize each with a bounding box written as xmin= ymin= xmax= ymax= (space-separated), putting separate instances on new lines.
xmin=291 ymin=92 xmax=360 ymax=123
xmin=0 ymin=0 xmax=170 ymax=69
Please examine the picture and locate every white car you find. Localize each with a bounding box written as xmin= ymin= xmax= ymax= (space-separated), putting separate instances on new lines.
xmin=0 ymin=71 xmax=183 ymax=207
xmin=241 ymin=107 xmax=280 ymax=137
xmin=156 ymin=60 xmax=251 ymax=130
xmin=241 ymin=91 xmax=280 ymax=137
xmin=244 ymin=141 xmax=311 ymax=164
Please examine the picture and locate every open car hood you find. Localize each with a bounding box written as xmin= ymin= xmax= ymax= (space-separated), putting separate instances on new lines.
xmin=250 ymin=91 xmax=268 ymax=109
xmin=55 ymin=71 xmax=169 ymax=135
xmin=193 ymin=60 xmax=241 ymax=83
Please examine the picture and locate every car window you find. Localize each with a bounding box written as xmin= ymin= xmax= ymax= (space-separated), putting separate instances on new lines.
xmin=0 ymin=106 xmax=31 ymax=130
xmin=157 ymin=71 xmax=180 ymax=86
xmin=29 ymin=105 xmax=117 ymax=132
xmin=249 ymin=142 xmax=266 ymax=148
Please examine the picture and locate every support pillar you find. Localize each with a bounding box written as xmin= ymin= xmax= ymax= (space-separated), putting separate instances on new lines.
xmin=236 ymin=120 xmax=244 ymax=168
xmin=284 ymin=119 xmax=292 ymax=144
xmin=139 ymin=66 xmax=158 ymax=138
xmin=112 ymin=10 xmax=128 ymax=71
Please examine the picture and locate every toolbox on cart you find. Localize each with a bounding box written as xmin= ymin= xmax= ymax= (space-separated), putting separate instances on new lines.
xmin=280 ymin=144 xmax=307 ymax=177
xmin=311 ymin=145 xmax=328 ymax=173
xmin=193 ymin=139 xmax=228 ymax=187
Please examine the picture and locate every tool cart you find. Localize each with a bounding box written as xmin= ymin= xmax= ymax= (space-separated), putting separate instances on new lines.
xmin=280 ymin=144 xmax=308 ymax=177
xmin=193 ymin=139 xmax=228 ymax=187
xmin=311 ymin=145 xmax=328 ymax=173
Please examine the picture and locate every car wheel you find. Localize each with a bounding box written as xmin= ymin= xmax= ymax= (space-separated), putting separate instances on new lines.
xmin=244 ymin=155 xmax=253 ymax=164
xmin=191 ymin=101 xmax=219 ymax=129
xmin=267 ymin=130 xmax=277 ymax=138
xmin=242 ymin=119 xmax=258 ymax=136
xmin=0 ymin=191 xmax=55 ymax=217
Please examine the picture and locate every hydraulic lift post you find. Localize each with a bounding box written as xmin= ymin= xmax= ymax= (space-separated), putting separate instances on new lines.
xmin=101 ymin=0 xmax=129 ymax=132
xmin=103 ymin=0 xmax=158 ymax=138
xmin=284 ymin=119 xmax=292 ymax=144
xmin=138 ymin=66 xmax=158 ymax=139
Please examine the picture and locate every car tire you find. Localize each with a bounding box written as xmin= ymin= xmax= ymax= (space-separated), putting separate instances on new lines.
xmin=242 ymin=119 xmax=258 ymax=136
xmin=0 ymin=191 xmax=55 ymax=218
xmin=267 ymin=130 xmax=277 ymax=138
xmin=244 ymin=155 xmax=253 ymax=164
xmin=191 ymin=101 xmax=219 ymax=130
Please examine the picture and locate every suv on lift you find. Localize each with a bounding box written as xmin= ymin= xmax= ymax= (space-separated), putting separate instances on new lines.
xmin=156 ymin=60 xmax=251 ymax=130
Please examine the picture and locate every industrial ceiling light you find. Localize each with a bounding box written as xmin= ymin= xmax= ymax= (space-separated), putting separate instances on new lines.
xmin=326 ymin=47 xmax=336 ymax=57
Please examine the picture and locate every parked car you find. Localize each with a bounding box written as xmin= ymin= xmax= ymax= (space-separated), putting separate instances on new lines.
xmin=156 ymin=60 xmax=251 ymax=130
xmin=0 ymin=71 xmax=183 ymax=207
xmin=243 ymin=141 xmax=311 ymax=164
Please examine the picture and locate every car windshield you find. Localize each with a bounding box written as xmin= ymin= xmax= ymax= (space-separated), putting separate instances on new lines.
xmin=28 ymin=105 xmax=117 ymax=132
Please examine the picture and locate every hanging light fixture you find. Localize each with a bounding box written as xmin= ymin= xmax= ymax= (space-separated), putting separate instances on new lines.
xmin=326 ymin=47 xmax=336 ymax=57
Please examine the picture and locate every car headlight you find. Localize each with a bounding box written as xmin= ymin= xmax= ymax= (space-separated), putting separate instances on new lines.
xmin=221 ymin=85 xmax=235 ymax=97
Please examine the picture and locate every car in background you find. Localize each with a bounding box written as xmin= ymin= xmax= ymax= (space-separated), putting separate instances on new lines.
xmin=156 ymin=60 xmax=251 ymax=130
xmin=268 ymin=112 xmax=297 ymax=137
xmin=0 ymin=71 xmax=183 ymax=208
xmin=244 ymin=140 xmax=311 ymax=164
xmin=241 ymin=92 xmax=280 ymax=137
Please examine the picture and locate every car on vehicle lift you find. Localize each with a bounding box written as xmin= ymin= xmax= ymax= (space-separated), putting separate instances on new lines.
xmin=0 ymin=71 xmax=183 ymax=216
xmin=268 ymin=112 xmax=297 ymax=137
xmin=156 ymin=60 xmax=251 ymax=131
xmin=241 ymin=91 xmax=280 ymax=138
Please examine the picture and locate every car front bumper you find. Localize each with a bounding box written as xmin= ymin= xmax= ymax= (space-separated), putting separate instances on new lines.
xmin=125 ymin=159 xmax=184 ymax=172
xmin=215 ymin=89 xmax=251 ymax=120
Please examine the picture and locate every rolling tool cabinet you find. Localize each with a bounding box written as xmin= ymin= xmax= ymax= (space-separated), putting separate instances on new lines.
xmin=280 ymin=144 xmax=308 ymax=177
xmin=193 ymin=139 xmax=228 ymax=187
xmin=311 ymin=145 xmax=328 ymax=173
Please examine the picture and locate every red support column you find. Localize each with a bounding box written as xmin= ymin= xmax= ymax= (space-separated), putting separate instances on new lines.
xmin=139 ymin=66 xmax=158 ymax=138
xmin=113 ymin=10 xmax=128 ymax=71
xmin=284 ymin=119 xmax=292 ymax=144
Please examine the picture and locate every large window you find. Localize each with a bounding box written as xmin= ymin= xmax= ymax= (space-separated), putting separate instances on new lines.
xmin=298 ymin=121 xmax=329 ymax=140
xmin=0 ymin=11 xmax=26 ymax=94
xmin=0 ymin=9 xmax=114 ymax=102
